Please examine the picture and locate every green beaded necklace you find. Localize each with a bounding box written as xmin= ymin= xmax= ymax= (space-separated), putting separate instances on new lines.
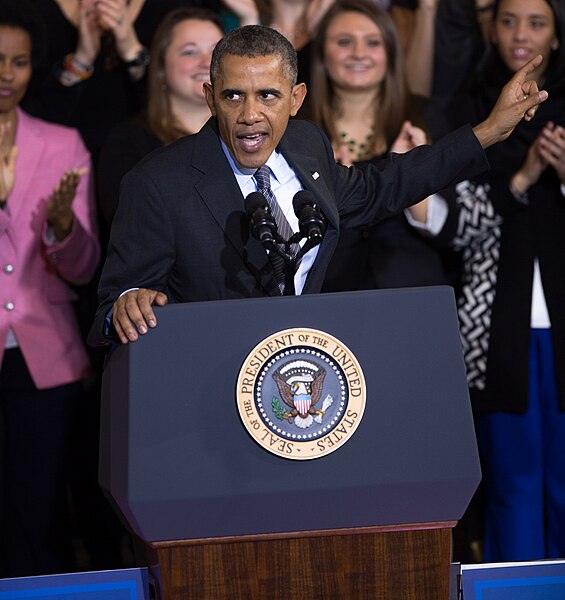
xmin=339 ymin=130 xmax=375 ymax=161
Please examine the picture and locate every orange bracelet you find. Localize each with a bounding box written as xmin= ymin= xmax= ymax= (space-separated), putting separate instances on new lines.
xmin=63 ymin=53 xmax=94 ymax=80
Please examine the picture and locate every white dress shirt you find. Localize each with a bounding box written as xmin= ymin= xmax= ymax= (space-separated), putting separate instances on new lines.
xmin=221 ymin=141 xmax=319 ymax=294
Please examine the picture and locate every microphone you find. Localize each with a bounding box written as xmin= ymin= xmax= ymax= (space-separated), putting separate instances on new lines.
xmin=293 ymin=190 xmax=326 ymax=242
xmin=245 ymin=192 xmax=277 ymax=243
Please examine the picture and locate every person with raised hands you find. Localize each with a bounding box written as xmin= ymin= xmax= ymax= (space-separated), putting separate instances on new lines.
xmin=411 ymin=0 xmax=565 ymax=563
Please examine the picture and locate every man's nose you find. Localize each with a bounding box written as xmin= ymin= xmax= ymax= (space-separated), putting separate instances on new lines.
xmin=238 ymin=97 xmax=261 ymax=124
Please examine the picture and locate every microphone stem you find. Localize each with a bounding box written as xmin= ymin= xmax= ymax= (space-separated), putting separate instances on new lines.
xmin=284 ymin=257 xmax=296 ymax=296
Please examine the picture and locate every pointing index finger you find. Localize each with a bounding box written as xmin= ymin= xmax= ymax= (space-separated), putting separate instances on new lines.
xmin=516 ymin=54 xmax=543 ymax=83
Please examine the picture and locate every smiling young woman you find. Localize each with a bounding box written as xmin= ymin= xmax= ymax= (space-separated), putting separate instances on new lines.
xmin=26 ymin=0 xmax=210 ymax=155
xmin=304 ymin=0 xmax=453 ymax=294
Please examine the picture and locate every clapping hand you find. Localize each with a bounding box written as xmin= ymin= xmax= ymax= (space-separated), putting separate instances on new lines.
xmin=390 ymin=121 xmax=428 ymax=154
xmin=95 ymin=0 xmax=143 ymax=64
xmin=391 ymin=121 xmax=431 ymax=224
xmin=512 ymin=122 xmax=565 ymax=195
xmin=74 ymin=0 xmax=102 ymax=67
xmin=0 ymin=122 xmax=18 ymax=204
xmin=47 ymin=168 xmax=87 ymax=241
xmin=305 ymin=0 xmax=337 ymax=37
xmin=333 ymin=141 xmax=354 ymax=167
xmin=538 ymin=122 xmax=565 ymax=184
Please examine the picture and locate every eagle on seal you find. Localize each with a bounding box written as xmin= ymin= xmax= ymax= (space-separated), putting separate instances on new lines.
xmin=272 ymin=360 xmax=327 ymax=429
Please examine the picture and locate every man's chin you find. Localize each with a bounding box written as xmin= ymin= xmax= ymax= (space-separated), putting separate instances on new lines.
xmin=233 ymin=151 xmax=271 ymax=170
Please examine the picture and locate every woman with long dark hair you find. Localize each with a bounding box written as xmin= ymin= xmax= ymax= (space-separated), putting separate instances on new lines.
xmin=439 ymin=0 xmax=565 ymax=562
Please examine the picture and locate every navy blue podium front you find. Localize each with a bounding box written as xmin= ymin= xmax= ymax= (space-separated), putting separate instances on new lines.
xmin=100 ymin=287 xmax=481 ymax=599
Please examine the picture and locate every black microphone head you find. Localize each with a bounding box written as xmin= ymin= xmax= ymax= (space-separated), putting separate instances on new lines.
xmin=245 ymin=191 xmax=277 ymax=243
xmin=292 ymin=190 xmax=316 ymax=215
xmin=245 ymin=191 xmax=269 ymax=217
xmin=292 ymin=190 xmax=326 ymax=241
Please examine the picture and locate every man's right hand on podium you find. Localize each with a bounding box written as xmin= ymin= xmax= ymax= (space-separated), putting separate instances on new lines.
xmin=112 ymin=288 xmax=168 ymax=344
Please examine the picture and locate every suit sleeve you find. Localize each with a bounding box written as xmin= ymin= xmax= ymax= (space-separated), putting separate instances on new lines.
xmin=332 ymin=124 xmax=490 ymax=229
xmin=89 ymin=164 xmax=177 ymax=346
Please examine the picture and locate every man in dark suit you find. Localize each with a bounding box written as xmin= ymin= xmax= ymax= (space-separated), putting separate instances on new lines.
xmin=89 ymin=25 xmax=547 ymax=347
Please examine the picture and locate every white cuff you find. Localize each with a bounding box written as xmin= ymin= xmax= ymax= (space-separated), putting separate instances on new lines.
xmin=404 ymin=193 xmax=448 ymax=236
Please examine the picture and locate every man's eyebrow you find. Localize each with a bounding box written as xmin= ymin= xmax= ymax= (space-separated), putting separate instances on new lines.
xmin=221 ymin=88 xmax=243 ymax=97
xmin=220 ymin=87 xmax=283 ymax=97
xmin=258 ymin=88 xmax=282 ymax=96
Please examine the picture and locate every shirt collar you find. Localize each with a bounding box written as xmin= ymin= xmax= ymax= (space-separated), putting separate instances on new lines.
xmin=220 ymin=140 xmax=291 ymax=192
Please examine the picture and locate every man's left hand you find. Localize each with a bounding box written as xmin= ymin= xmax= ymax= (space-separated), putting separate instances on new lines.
xmin=473 ymin=55 xmax=549 ymax=149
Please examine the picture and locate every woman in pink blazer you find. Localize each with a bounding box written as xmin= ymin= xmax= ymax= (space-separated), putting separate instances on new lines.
xmin=0 ymin=0 xmax=100 ymax=577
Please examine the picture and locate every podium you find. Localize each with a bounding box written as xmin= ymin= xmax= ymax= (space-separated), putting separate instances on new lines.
xmin=100 ymin=287 xmax=481 ymax=599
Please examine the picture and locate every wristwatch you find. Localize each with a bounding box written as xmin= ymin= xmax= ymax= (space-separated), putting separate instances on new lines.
xmin=123 ymin=46 xmax=150 ymax=68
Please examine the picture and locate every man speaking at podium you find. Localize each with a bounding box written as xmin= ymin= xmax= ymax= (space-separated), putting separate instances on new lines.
xmin=89 ymin=25 xmax=547 ymax=347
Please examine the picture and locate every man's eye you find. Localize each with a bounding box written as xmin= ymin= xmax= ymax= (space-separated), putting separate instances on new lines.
xmin=226 ymin=92 xmax=241 ymax=101
xmin=261 ymin=92 xmax=275 ymax=100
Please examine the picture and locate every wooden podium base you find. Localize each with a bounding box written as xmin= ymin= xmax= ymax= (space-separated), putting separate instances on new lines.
xmin=149 ymin=522 xmax=454 ymax=600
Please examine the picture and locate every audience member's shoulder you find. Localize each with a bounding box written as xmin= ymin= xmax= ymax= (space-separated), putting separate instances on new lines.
xmin=128 ymin=126 xmax=220 ymax=185
xmin=285 ymin=118 xmax=328 ymax=147
xmin=18 ymin=109 xmax=88 ymax=157
xmin=132 ymin=130 xmax=194 ymax=174
xmin=103 ymin=114 xmax=162 ymax=154
xmin=20 ymin=108 xmax=81 ymax=141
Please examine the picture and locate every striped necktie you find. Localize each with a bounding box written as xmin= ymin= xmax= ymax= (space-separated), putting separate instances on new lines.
xmin=254 ymin=165 xmax=300 ymax=293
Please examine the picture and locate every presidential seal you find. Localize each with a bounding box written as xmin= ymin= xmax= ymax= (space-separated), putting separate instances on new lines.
xmin=236 ymin=328 xmax=366 ymax=460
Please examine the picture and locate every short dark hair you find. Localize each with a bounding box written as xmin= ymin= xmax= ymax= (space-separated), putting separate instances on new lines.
xmin=210 ymin=25 xmax=297 ymax=86
xmin=0 ymin=0 xmax=47 ymax=70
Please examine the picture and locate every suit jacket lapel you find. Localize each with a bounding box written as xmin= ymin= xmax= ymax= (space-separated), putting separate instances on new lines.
xmin=280 ymin=141 xmax=339 ymax=294
xmin=191 ymin=120 xmax=281 ymax=296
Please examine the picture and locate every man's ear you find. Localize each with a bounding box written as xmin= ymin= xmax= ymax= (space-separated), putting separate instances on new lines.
xmin=290 ymin=83 xmax=307 ymax=117
xmin=204 ymin=82 xmax=216 ymax=116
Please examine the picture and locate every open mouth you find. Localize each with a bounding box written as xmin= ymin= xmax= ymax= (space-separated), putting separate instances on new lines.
xmin=237 ymin=132 xmax=267 ymax=151
xmin=510 ymin=48 xmax=532 ymax=61
xmin=345 ymin=63 xmax=372 ymax=72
